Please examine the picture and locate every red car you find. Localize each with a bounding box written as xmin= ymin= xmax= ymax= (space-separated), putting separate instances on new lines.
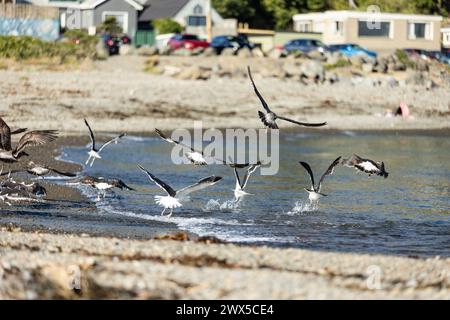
xmin=167 ymin=34 xmax=209 ymax=51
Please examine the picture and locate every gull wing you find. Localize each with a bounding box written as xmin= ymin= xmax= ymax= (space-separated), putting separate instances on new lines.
xmin=155 ymin=128 xmax=197 ymax=153
xmin=247 ymin=66 xmax=272 ymax=113
xmin=177 ymin=176 xmax=222 ymax=197
xmin=299 ymin=161 xmax=315 ymax=191
xmin=277 ymin=115 xmax=327 ymax=127
xmin=317 ymin=156 xmax=341 ymax=192
xmin=241 ymin=162 xmax=261 ymax=190
xmin=13 ymin=130 xmax=58 ymax=156
xmin=84 ymin=119 xmax=96 ymax=150
xmin=98 ymin=133 xmax=126 ymax=152
xmin=137 ymin=164 xmax=176 ymax=197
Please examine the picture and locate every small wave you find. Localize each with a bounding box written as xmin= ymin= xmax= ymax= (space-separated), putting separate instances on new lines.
xmin=203 ymin=199 xmax=240 ymax=211
xmin=287 ymin=201 xmax=319 ymax=214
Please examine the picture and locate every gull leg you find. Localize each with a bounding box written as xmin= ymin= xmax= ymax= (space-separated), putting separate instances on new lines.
xmin=160 ymin=208 xmax=167 ymax=216
xmin=85 ymin=156 xmax=91 ymax=166
xmin=167 ymin=209 xmax=173 ymax=218
xmin=90 ymin=157 xmax=96 ymax=167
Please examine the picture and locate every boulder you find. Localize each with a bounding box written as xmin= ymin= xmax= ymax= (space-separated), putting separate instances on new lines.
xmin=163 ymin=65 xmax=181 ymax=77
xmin=177 ymin=66 xmax=211 ymax=80
xmin=268 ymin=48 xmax=286 ymax=59
xmin=173 ymin=48 xmax=193 ymax=56
xmin=137 ymin=45 xmax=158 ymax=56
xmin=325 ymin=71 xmax=338 ymax=83
xmin=221 ymin=48 xmax=236 ymax=56
xmin=300 ymin=60 xmax=325 ymax=82
xmin=252 ymin=47 xmax=265 ymax=58
xmin=191 ymin=47 xmax=205 ymax=56
xmin=374 ymin=61 xmax=388 ymax=73
xmin=325 ymin=51 xmax=343 ymax=65
xmin=362 ymin=63 xmax=374 ymax=73
xmin=95 ymin=39 xmax=108 ymax=60
xmin=119 ymin=44 xmax=133 ymax=55
xmin=307 ymin=50 xmax=326 ymax=61
xmin=203 ymin=47 xmax=217 ymax=57
xmin=237 ymin=47 xmax=252 ymax=58
xmin=349 ymin=54 xmax=366 ymax=67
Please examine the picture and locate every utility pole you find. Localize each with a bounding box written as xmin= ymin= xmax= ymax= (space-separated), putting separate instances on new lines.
xmin=206 ymin=0 xmax=212 ymax=42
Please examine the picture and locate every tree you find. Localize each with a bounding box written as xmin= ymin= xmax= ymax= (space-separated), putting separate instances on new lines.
xmin=152 ymin=18 xmax=183 ymax=34
xmin=307 ymin=0 xmax=327 ymax=11
xmin=97 ymin=17 xmax=122 ymax=34
xmin=262 ymin=0 xmax=308 ymax=30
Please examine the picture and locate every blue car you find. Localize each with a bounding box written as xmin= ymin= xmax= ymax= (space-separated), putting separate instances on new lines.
xmin=210 ymin=35 xmax=255 ymax=54
xmin=283 ymin=38 xmax=329 ymax=54
xmin=329 ymin=44 xmax=377 ymax=58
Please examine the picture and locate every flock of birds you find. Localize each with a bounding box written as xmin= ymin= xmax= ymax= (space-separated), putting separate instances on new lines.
xmin=0 ymin=66 xmax=388 ymax=216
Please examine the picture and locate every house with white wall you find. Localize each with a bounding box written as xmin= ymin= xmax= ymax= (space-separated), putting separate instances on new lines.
xmin=292 ymin=11 xmax=443 ymax=52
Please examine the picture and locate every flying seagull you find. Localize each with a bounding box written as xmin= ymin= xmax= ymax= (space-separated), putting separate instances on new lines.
xmin=299 ymin=156 xmax=341 ymax=203
xmin=0 ymin=130 xmax=58 ymax=162
xmin=155 ymin=129 xmax=249 ymax=167
xmin=0 ymin=116 xmax=27 ymax=151
xmin=247 ymin=66 xmax=327 ymax=129
xmin=233 ymin=161 xmax=261 ymax=202
xmin=84 ymin=119 xmax=126 ymax=167
xmin=137 ymin=164 xmax=222 ymax=217
xmin=68 ymin=175 xmax=134 ymax=200
xmin=342 ymin=154 xmax=388 ymax=178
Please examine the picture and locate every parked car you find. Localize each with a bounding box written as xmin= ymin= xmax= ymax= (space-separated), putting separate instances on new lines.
xmin=328 ymin=43 xmax=377 ymax=58
xmin=102 ymin=34 xmax=120 ymax=55
xmin=283 ymin=39 xmax=329 ymax=54
xmin=210 ymin=35 xmax=255 ymax=54
xmin=167 ymin=34 xmax=209 ymax=51
xmin=403 ymin=48 xmax=429 ymax=60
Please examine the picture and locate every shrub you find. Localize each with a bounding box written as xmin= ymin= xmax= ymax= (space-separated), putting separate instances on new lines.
xmin=153 ymin=18 xmax=183 ymax=34
xmin=395 ymin=49 xmax=417 ymax=69
xmin=97 ymin=17 xmax=123 ymax=34
xmin=0 ymin=34 xmax=98 ymax=62
xmin=324 ymin=58 xmax=351 ymax=70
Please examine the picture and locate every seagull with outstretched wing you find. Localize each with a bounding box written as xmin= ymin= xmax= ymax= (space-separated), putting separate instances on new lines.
xmin=155 ymin=128 xmax=249 ymax=167
xmin=233 ymin=161 xmax=261 ymax=202
xmin=247 ymin=66 xmax=327 ymax=129
xmin=137 ymin=164 xmax=222 ymax=217
xmin=342 ymin=154 xmax=388 ymax=178
xmin=299 ymin=156 xmax=341 ymax=203
xmin=0 ymin=130 xmax=58 ymax=162
xmin=84 ymin=119 xmax=126 ymax=167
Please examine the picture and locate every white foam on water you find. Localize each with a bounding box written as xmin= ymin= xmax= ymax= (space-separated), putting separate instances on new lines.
xmin=287 ymin=201 xmax=319 ymax=214
xmin=203 ymin=199 xmax=240 ymax=211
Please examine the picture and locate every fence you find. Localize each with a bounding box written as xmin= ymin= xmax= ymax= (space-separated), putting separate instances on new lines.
xmin=0 ymin=3 xmax=59 ymax=20
xmin=0 ymin=4 xmax=60 ymax=41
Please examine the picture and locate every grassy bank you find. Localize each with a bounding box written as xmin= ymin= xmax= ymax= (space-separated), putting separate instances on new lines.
xmin=0 ymin=31 xmax=99 ymax=68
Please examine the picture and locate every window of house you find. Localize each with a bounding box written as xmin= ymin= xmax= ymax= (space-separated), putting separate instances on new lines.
xmin=333 ymin=21 xmax=343 ymax=35
xmin=408 ymin=22 xmax=431 ymax=40
xmin=103 ymin=12 xmax=128 ymax=33
xmin=296 ymin=21 xmax=311 ymax=32
xmin=358 ymin=20 xmax=391 ymax=37
xmin=193 ymin=4 xmax=203 ymax=15
xmin=188 ymin=15 xmax=206 ymax=26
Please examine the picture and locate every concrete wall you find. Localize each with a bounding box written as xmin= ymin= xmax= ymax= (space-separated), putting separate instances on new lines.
xmin=0 ymin=16 xmax=59 ymax=40
xmin=249 ymin=32 xmax=322 ymax=52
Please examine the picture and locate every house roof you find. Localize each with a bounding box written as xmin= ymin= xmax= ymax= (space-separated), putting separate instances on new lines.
xmin=35 ymin=0 xmax=143 ymax=10
xmin=139 ymin=0 xmax=190 ymax=22
xmin=293 ymin=10 xmax=443 ymax=22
